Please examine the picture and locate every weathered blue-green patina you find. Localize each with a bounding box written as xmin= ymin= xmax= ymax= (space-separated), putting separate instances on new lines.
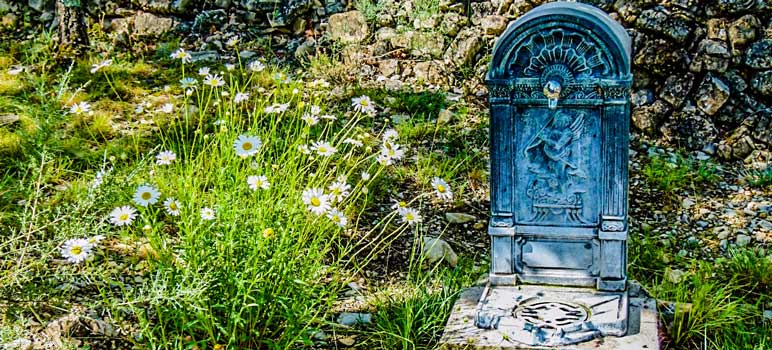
xmin=486 ymin=1 xmax=632 ymax=292
xmin=443 ymin=3 xmax=640 ymax=347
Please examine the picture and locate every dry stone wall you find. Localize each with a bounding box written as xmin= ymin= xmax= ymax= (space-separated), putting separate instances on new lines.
xmin=1 ymin=0 xmax=770 ymax=160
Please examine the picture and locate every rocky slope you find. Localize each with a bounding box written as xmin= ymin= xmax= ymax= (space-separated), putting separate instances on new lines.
xmin=2 ymin=0 xmax=771 ymax=162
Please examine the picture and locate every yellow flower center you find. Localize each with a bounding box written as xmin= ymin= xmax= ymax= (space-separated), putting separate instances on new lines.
xmin=405 ymin=213 xmax=414 ymax=221
xmin=70 ymin=246 xmax=82 ymax=255
xmin=142 ymin=192 xmax=152 ymax=200
xmin=318 ymin=146 xmax=327 ymax=153
xmin=437 ymin=185 xmax=446 ymax=193
xmin=120 ymin=213 xmax=129 ymax=221
xmin=332 ymin=215 xmax=340 ymax=222
xmin=169 ymin=202 xmax=177 ymax=210
xmin=399 ymin=201 xmax=407 ymax=207
xmin=311 ymin=197 xmax=321 ymax=206
xmin=242 ymin=142 xmax=253 ymax=151
xmin=262 ymin=228 xmax=274 ymax=238
xmin=361 ymin=100 xmax=369 ymax=106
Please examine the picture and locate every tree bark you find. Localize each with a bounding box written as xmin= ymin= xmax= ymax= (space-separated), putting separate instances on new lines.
xmin=57 ymin=0 xmax=89 ymax=57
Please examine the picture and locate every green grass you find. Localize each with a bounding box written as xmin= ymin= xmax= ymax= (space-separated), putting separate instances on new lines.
xmin=0 ymin=34 xmax=482 ymax=350
xmin=630 ymin=228 xmax=772 ymax=350
xmin=642 ymin=152 xmax=721 ymax=199
xmin=354 ymin=0 xmax=386 ymax=24
xmin=364 ymin=258 xmax=482 ymax=350
xmin=743 ymin=167 xmax=772 ymax=188
xmin=2 ymin=31 xmax=772 ymax=350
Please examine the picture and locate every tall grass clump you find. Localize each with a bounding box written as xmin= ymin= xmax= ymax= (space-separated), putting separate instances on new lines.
xmin=651 ymin=263 xmax=762 ymax=350
xmin=363 ymin=243 xmax=481 ymax=350
xmin=1 ymin=38 xmax=462 ymax=349
xmin=111 ymin=55 xmax=425 ymax=349
xmin=642 ymin=152 xmax=720 ymax=199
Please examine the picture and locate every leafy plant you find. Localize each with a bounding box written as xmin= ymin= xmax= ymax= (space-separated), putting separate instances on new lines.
xmin=354 ymin=0 xmax=385 ymax=24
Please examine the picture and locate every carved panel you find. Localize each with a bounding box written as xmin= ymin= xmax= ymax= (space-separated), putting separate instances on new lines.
xmin=515 ymin=108 xmax=600 ymax=226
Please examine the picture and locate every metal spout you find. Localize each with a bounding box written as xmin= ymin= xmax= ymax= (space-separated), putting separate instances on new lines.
xmin=543 ymin=80 xmax=561 ymax=110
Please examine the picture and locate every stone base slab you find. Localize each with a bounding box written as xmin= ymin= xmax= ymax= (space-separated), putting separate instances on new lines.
xmin=439 ymin=285 xmax=660 ymax=350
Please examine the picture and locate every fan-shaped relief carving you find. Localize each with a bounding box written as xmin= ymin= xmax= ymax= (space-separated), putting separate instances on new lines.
xmin=509 ymin=29 xmax=611 ymax=97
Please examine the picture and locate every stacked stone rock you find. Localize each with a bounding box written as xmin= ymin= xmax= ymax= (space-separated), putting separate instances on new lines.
xmin=3 ymin=0 xmax=770 ymax=161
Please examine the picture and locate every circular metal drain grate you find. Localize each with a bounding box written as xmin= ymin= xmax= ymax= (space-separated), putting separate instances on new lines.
xmin=513 ymin=301 xmax=589 ymax=329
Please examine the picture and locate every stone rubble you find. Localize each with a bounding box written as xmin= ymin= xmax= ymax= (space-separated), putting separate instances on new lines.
xmin=2 ymin=0 xmax=770 ymax=162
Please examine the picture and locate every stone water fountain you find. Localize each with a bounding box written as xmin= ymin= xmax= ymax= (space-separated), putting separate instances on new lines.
xmin=440 ymin=2 xmax=660 ymax=349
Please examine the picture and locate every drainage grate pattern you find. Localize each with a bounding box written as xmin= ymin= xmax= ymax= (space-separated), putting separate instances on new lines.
xmin=513 ymin=301 xmax=589 ymax=329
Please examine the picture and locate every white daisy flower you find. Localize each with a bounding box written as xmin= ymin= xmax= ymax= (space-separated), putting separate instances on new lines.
xmin=133 ymin=184 xmax=161 ymax=207
xmin=264 ymin=103 xmax=289 ymax=114
xmin=311 ymin=141 xmax=336 ymax=157
xmin=88 ymin=235 xmax=106 ymax=245
xmin=203 ymin=74 xmax=225 ymax=87
xmin=310 ymin=105 xmax=322 ymax=115
xmin=225 ymin=63 xmax=236 ymax=71
xmin=377 ymin=153 xmax=393 ymax=166
xmin=249 ymin=60 xmax=265 ymax=72
xmin=109 ymin=206 xmax=137 ymax=226
xmin=247 ymin=175 xmax=270 ymax=191
xmin=328 ymin=180 xmax=351 ymax=203
xmin=180 ymin=77 xmax=197 ymax=89
xmin=163 ymin=197 xmax=181 ymax=216
xmin=382 ymin=128 xmax=398 ymax=142
xmin=233 ymin=134 xmax=262 ymax=158
xmin=60 ymin=238 xmax=93 ymax=264
xmin=343 ymin=138 xmax=363 ymax=147
xmin=391 ymin=198 xmax=408 ymax=211
xmin=275 ymin=102 xmax=290 ymax=113
xmin=361 ymin=171 xmax=371 ymax=181
xmin=310 ymin=79 xmax=330 ymax=88
xmin=200 ymin=207 xmax=216 ymax=220
xmin=90 ymin=59 xmax=112 ymax=74
xmin=298 ymin=144 xmax=311 ymax=154
xmin=197 ymin=67 xmax=210 ymax=76
xmin=301 ymin=113 xmax=319 ymax=126
xmin=69 ymin=101 xmax=91 ymax=115
xmin=170 ymin=48 xmax=192 ymax=63
xmin=400 ymin=207 xmax=422 ymax=225
xmin=431 ymin=177 xmax=453 ymax=201
xmin=321 ymin=114 xmax=337 ymax=121
xmin=226 ymin=36 xmax=239 ymax=47
xmin=158 ymin=103 xmax=174 ymax=114
xmin=7 ymin=65 xmax=24 ymax=75
xmin=381 ymin=143 xmax=405 ymax=162
xmin=327 ymin=208 xmax=348 ymax=228
xmin=352 ymin=95 xmax=376 ymax=114
xmin=302 ymin=188 xmax=331 ymax=215
xmin=156 ymin=150 xmax=176 ymax=165
xmin=234 ymin=92 xmax=250 ymax=104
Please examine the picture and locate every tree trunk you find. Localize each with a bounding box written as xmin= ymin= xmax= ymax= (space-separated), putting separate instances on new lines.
xmin=57 ymin=0 xmax=89 ymax=57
